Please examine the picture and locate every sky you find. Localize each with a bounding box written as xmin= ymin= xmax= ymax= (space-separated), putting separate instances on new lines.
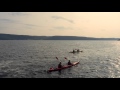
xmin=0 ymin=12 xmax=120 ymax=38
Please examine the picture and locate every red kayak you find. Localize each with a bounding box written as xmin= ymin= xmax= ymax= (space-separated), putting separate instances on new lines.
xmin=47 ymin=61 xmax=79 ymax=72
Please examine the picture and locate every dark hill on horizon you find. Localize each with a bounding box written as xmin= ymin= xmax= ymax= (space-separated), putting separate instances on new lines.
xmin=0 ymin=33 xmax=119 ymax=40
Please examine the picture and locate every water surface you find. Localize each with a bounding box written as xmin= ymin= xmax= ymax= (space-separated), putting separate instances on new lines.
xmin=0 ymin=40 xmax=120 ymax=78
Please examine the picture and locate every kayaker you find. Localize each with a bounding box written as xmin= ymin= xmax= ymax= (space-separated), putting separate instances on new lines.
xmin=77 ymin=49 xmax=80 ymax=52
xmin=58 ymin=62 xmax=63 ymax=68
xmin=73 ymin=49 xmax=75 ymax=53
xmin=68 ymin=60 xmax=72 ymax=65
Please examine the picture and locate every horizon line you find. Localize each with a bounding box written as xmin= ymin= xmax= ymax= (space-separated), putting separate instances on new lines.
xmin=0 ymin=33 xmax=119 ymax=38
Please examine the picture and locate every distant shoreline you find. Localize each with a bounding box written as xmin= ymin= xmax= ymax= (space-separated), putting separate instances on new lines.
xmin=0 ymin=33 xmax=119 ymax=40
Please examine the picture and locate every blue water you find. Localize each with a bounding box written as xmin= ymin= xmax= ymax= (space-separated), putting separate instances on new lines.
xmin=0 ymin=40 xmax=120 ymax=78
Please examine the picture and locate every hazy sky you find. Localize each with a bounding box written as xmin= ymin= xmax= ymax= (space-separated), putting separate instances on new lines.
xmin=0 ymin=12 xmax=120 ymax=38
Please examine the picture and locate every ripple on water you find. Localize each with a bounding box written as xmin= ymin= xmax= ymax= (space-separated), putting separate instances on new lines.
xmin=0 ymin=40 xmax=120 ymax=78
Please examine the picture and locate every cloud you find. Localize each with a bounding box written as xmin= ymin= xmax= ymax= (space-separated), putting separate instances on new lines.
xmin=10 ymin=12 xmax=29 ymax=16
xmin=0 ymin=19 xmax=18 ymax=23
xmin=0 ymin=17 xmax=47 ymax=31
xmin=51 ymin=16 xmax=74 ymax=24
xmin=22 ymin=24 xmax=42 ymax=29
xmin=23 ymin=24 xmax=41 ymax=27
xmin=53 ymin=26 xmax=73 ymax=30
xmin=0 ymin=19 xmax=41 ymax=28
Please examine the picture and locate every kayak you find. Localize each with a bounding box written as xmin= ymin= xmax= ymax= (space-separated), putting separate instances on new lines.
xmin=69 ymin=51 xmax=83 ymax=53
xmin=47 ymin=61 xmax=79 ymax=72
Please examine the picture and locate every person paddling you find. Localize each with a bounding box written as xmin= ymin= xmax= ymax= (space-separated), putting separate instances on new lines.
xmin=77 ymin=49 xmax=80 ymax=52
xmin=64 ymin=57 xmax=72 ymax=65
xmin=68 ymin=60 xmax=72 ymax=65
xmin=58 ymin=62 xmax=63 ymax=68
xmin=73 ymin=49 xmax=75 ymax=53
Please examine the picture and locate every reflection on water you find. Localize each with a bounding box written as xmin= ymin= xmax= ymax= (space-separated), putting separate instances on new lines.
xmin=0 ymin=40 xmax=120 ymax=78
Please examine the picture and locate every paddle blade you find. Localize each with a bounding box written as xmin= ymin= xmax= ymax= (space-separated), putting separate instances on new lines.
xmin=56 ymin=57 xmax=58 ymax=60
xmin=64 ymin=57 xmax=67 ymax=60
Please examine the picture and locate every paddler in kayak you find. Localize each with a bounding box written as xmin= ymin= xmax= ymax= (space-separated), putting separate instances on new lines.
xmin=68 ymin=60 xmax=72 ymax=65
xmin=73 ymin=49 xmax=75 ymax=53
xmin=77 ymin=49 xmax=80 ymax=52
xmin=58 ymin=62 xmax=63 ymax=68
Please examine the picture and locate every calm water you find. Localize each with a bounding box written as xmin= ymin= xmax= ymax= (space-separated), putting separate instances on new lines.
xmin=0 ymin=40 xmax=120 ymax=78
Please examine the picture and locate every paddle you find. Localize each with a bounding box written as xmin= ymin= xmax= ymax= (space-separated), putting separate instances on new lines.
xmin=56 ymin=57 xmax=64 ymax=69
xmin=56 ymin=57 xmax=61 ymax=62
xmin=64 ymin=57 xmax=68 ymax=60
xmin=48 ymin=57 xmax=62 ymax=72
xmin=64 ymin=57 xmax=73 ymax=65
xmin=49 ymin=57 xmax=60 ymax=70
